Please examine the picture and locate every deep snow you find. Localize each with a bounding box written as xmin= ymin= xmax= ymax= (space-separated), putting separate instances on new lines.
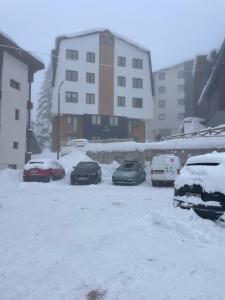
xmin=0 ymin=149 xmax=225 ymax=300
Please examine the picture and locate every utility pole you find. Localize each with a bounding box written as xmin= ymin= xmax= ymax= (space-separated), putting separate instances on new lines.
xmin=57 ymin=81 xmax=64 ymax=160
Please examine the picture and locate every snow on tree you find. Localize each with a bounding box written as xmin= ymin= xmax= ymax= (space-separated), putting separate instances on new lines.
xmin=35 ymin=65 xmax=52 ymax=149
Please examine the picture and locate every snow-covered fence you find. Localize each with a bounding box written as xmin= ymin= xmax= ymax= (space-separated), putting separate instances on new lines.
xmin=161 ymin=125 xmax=225 ymax=141
xmin=87 ymin=147 xmax=225 ymax=165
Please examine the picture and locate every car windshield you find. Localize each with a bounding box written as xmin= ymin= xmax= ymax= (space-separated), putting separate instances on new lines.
xmin=76 ymin=162 xmax=96 ymax=169
xmin=118 ymin=162 xmax=138 ymax=171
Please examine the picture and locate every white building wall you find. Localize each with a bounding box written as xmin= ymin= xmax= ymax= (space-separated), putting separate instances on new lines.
xmin=114 ymin=38 xmax=153 ymax=120
xmin=147 ymin=64 xmax=186 ymax=141
xmin=0 ymin=52 xmax=28 ymax=169
xmin=52 ymin=33 xmax=99 ymax=115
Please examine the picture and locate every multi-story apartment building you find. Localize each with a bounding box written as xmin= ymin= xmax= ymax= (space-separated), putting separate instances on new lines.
xmin=0 ymin=31 xmax=44 ymax=169
xmin=51 ymin=29 xmax=154 ymax=150
xmin=146 ymin=60 xmax=193 ymax=141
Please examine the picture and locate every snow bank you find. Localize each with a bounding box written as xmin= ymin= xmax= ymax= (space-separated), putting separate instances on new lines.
xmin=0 ymin=168 xmax=23 ymax=187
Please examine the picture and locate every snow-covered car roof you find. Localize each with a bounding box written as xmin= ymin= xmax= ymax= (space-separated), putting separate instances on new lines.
xmin=24 ymin=159 xmax=63 ymax=170
xmin=186 ymin=152 xmax=225 ymax=165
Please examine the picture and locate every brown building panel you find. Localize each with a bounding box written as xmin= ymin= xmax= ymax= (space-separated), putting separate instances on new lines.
xmin=129 ymin=119 xmax=145 ymax=142
xmin=98 ymin=32 xmax=114 ymax=116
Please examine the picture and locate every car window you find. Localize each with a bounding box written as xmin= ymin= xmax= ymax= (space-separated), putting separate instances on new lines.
xmin=119 ymin=162 xmax=139 ymax=171
xmin=76 ymin=162 xmax=97 ymax=169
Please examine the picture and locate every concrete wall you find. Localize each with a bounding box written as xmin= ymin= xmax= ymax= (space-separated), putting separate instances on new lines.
xmin=87 ymin=148 xmax=225 ymax=166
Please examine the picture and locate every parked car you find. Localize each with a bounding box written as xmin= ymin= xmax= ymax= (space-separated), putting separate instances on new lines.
xmin=151 ymin=154 xmax=181 ymax=186
xmin=112 ymin=160 xmax=146 ymax=185
xmin=174 ymin=152 xmax=225 ymax=221
xmin=23 ymin=159 xmax=65 ymax=182
xmin=70 ymin=161 xmax=102 ymax=185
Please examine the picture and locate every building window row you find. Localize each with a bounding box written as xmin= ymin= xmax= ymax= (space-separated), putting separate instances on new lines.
xmin=117 ymin=96 xmax=143 ymax=108
xmin=158 ymin=113 xmax=185 ymax=121
xmin=158 ymin=71 xmax=185 ymax=80
xmin=117 ymin=56 xmax=143 ymax=69
xmin=117 ymin=76 xmax=143 ymax=88
xmin=65 ymin=70 xmax=96 ymax=83
xmin=158 ymin=99 xmax=185 ymax=108
xmin=158 ymin=84 xmax=184 ymax=94
xmin=66 ymin=49 xmax=95 ymax=63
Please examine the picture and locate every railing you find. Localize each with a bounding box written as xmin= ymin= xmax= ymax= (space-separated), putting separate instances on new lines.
xmin=161 ymin=125 xmax=225 ymax=141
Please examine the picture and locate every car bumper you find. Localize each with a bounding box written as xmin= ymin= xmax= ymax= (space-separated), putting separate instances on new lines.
xmin=112 ymin=177 xmax=136 ymax=185
xmin=174 ymin=198 xmax=224 ymax=221
xmin=72 ymin=175 xmax=98 ymax=185
xmin=23 ymin=175 xmax=49 ymax=182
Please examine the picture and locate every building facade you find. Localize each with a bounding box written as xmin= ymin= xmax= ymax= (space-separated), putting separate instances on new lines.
xmin=197 ymin=39 xmax=225 ymax=127
xmin=146 ymin=60 xmax=193 ymax=141
xmin=51 ymin=29 xmax=154 ymax=150
xmin=0 ymin=32 xmax=44 ymax=169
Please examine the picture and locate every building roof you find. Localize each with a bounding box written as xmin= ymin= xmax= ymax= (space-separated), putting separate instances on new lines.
xmin=198 ymin=39 xmax=225 ymax=105
xmin=0 ymin=31 xmax=44 ymax=72
xmin=51 ymin=28 xmax=154 ymax=95
xmin=153 ymin=59 xmax=194 ymax=73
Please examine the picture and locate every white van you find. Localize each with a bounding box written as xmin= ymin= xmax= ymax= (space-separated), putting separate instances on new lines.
xmin=151 ymin=155 xmax=181 ymax=186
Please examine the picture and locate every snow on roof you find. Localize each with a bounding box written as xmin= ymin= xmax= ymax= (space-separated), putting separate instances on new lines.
xmin=55 ymin=28 xmax=150 ymax=53
xmin=186 ymin=152 xmax=225 ymax=165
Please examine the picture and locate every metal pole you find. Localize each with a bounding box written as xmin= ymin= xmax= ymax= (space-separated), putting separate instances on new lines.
xmin=57 ymin=81 xmax=64 ymax=160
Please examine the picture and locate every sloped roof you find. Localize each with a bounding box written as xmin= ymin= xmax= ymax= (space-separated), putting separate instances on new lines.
xmin=0 ymin=30 xmax=44 ymax=72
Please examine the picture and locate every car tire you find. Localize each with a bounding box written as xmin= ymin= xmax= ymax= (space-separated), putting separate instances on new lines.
xmin=70 ymin=177 xmax=75 ymax=185
xmin=152 ymin=180 xmax=156 ymax=187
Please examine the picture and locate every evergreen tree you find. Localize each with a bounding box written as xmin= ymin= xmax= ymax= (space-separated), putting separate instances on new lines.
xmin=35 ymin=65 xmax=52 ymax=149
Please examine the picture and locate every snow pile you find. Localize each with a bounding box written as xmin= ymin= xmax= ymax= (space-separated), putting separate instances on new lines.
xmin=0 ymin=168 xmax=23 ymax=187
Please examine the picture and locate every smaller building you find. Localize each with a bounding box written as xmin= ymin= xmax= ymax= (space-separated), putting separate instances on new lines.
xmin=146 ymin=60 xmax=193 ymax=141
xmin=0 ymin=31 xmax=44 ymax=169
xmin=197 ymin=39 xmax=225 ymax=127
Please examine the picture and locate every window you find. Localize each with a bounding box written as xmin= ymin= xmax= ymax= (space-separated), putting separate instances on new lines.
xmin=10 ymin=79 xmax=20 ymax=90
xmin=15 ymin=109 xmax=19 ymax=120
xmin=159 ymin=100 xmax=165 ymax=108
xmin=65 ymin=91 xmax=78 ymax=103
xmin=117 ymin=76 xmax=126 ymax=87
xmin=66 ymin=49 xmax=78 ymax=60
xmin=128 ymin=119 xmax=139 ymax=133
xmin=178 ymin=71 xmax=184 ymax=78
xmin=100 ymin=35 xmax=114 ymax=46
xmin=118 ymin=56 xmax=126 ymax=67
xmin=132 ymin=58 xmax=143 ymax=69
xmin=117 ymin=96 xmax=126 ymax=107
xmin=8 ymin=164 xmax=17 ymax=169
xmin=86 ymin=73 xmax=95 ymax=84
xmin=86 ymin=93 xmax=95 ymax=104
xmin=158 ymin=72 xmax=165 ymax=80
xmin=92 ymin=115 xmax=101 ymax=125
xmin=132 ymin=78 xmax=143 ymax=88
xmin=158 ymin=86 xmax=165 ymax=94
xmin=87 ymin=52 xmax=95 ymax=63
xmin=159 ymin=114 xmax=166 ymax=120
xmin=65 ymin=70 xmax=78 ymax=81
xmin=178 ymin=113 xmax=185 ymax=120
xmin=178 ymin=98 xmax=185 ymax=105
xmin=132 ymin=97 xmax=143 ymax=108
xmin=13 ymin=141 xmax=18 ymax=149
xmin=178 ymin=85 xmax=184 ymax=92
xmin=67 ymin=115 xmax=77 ymax=130
xmin=109 ymin=116 xmax=118 ymax=126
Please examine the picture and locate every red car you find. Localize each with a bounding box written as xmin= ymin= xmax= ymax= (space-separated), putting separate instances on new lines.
xmin=23 ymin=159 xmax=65 ymax=182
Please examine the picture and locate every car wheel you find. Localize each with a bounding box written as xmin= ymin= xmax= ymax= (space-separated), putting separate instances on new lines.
xmin=152 ymin=180 xmax=156 ymax=187
xmin=70 ymin=177 xmax=75 ymax=185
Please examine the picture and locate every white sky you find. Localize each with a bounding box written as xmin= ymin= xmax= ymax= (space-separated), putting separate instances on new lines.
xmin=1 ymin=0 xmax=225 ymax=119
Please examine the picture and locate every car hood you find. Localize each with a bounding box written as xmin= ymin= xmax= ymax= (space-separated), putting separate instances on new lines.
xmin=175 ymin=164 xmax=225 ymax=194
xmin=113 ymin=170 xmax=137 ymax=178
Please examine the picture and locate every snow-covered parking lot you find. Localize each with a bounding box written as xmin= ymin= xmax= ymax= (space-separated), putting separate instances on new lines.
xmin=0 ymin=153 xmax=225 ymax=300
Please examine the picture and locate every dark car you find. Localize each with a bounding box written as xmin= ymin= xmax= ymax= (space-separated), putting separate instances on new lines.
xmin=112 ymin=160 xmax=146 ymax=185
xmin=23 ymin=159 xmax=65 ymax=182
xmin=174 ymin=153 xmax=225 ymax=221
xmin=70 ymin=161 xmax=102 ymax=185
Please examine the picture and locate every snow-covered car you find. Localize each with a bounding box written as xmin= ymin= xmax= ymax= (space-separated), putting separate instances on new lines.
xmin=112 ymin=160 xmax=146 ymax=185
xmin=23 ymin=159 xmax=65 ymax=182
xmin=174 ymin=152 xmax=225 ymax=221
xmin=151 ymin=155 xmax=181 ymax=186
xmin=70 ymin=161 xmax=102 ymax=185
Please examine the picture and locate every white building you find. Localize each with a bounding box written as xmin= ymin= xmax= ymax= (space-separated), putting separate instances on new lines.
xmin=146 ymin=60 xmax=193 ymax=141
xmin=51 ymin=29 xmax=154 ymax=149
xmin=0 ymin=32 xmax=44 ymax=169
